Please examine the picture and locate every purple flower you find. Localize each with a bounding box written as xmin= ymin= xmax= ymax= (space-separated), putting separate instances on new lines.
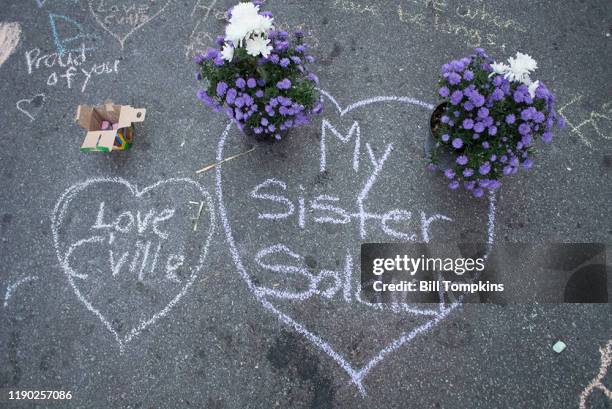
xmin=444 ymin=169 xmax=456 ymax=179
xmin=204 ymin=48 xmax=218 ymax=60
xmin=492 ymin=88 xmax=504 ymax=101
xmin=441 ymin=134 xmax=450 ymax=142
xmin=488 ymin=126 xmax=497 ymax=136
xmin=448 ymin=72 xmax=461 ymax=85
xmin=541 ymin=132 xmax=553 ymax=143
xmin=307 ymin=73 xmax=319 ymax=84
xmin=441 ymin=115 xmax=449 ymax=124
xmin=276 ymin=78 xmax=292 ymax=90
xmin=521 ymin=134 xmax=532 ymax=146
xmin=449 ymin=181 xmax=460 ymax=190
xmin=521 ymin=108 xmax=533 ymax=121
xmin=463 ymin=101 xmax=475 ymax=111
xmin=296 ymin=44 xmax=307 ymax=53
xmin=463 ymin=70 xmax=474 ymax=81
xmin=477 ymin=107 xmax=489 ymax=119
xmin=479 ymin=162 xmax=491 ymax=175
xmin=463 ymin=168 xmax=474 ymax=177
xmin=269 ymin=54 xmax=280 ymax=63
xmin=518 ymin=123 xmax=531 ymax=135
xmin=473 ymin=188 xmax=484 ymax=198
xmin=235 ymin=78 xmax=246 ymax=89
xmin=513 ymin=90 xmax=524 ymax=103
xmin=473 ymin=122 xmax=485 ymax=133
xmin=522 ymin=159 xmax=534 ymax=169
xmin=439 ymin=86 xmax=450 ymax=97
xmin=506 ymin=114 xmax=516 ymax=124
xmin=197 ymin=89 xmax=213 ymax=105
xmin=451 ymin=60 xmax=465 ymax=72
xmin=255 ymin=90 xmax=264 ymax=98
xmin=195 ymin=72 xmax=202 ymax=81
xmin=456 ymin=155 xmax=468 ymax=165
xmin=275 ymin=40 xmax=289 ymax=51
xmin=216 ymin=81 xmax=228 ymax=97
xmin=452 ymin=138 xmax=463 ymax=149
xmin=261 ymin=117 xmax=269 ymax=126
xmin=465 ymin=180 xmax=476 ymax=190
xmin=482 ymin=141 xmax=490 ymax=149
xmin=462 ymin=118 xmax=474 ymax=130
xmin=247 ymin=78 xmax=257 ymax=88
xmin=426 ymin=163 xmax=438 ymax=173
xmin=534 ymin=111 xmax=545 ymax=123
xmin=305 ymin=55 xmax=315 ymax=63
xmin=280 ymin=58 xmax=290 ymax=67
xmin=291 ymin=56 xmax=302 ymax=65
xmin=226 ymin=88 xmax=237 ymax=104
xmin=472 ymin=133 xmax=480 ymax=140
xmin=450 ymin=90 xmax=463 ymax=105
xmin=469 ymin=92 xmax=484 ymax=107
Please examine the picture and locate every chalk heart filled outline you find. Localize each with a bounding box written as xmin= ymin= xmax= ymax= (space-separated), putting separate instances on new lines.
xmin=216 ymin=90 xmax=497 ymax=395
xmin=51 ymin=177 xmax=215 ymax=352
xmin=88 ymin=0 xmax=172 ymax=48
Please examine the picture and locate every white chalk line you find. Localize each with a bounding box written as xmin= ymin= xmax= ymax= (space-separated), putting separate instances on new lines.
xmin=51 ymin=177 xmax=215 ymax=352
xmin=579 ymin=339 xmax=612 ymax=409
xmin=3 ymin=276 xmax=39 ymax=308
xmin=216 ymin=90 xmax=498 ymax=394
xmin=0 ymin=22 xmax=21 ymax=69
xmin=88 ymin=0 xmax=172 ymax=49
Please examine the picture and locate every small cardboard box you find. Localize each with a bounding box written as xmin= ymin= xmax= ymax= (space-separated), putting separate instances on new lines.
xmin=76 ymin=102 xmax=146 ymax=152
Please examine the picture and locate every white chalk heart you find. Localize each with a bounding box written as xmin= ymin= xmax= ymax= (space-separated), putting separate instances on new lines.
xmin=216 ymin=90 xmax=497 ymax=394
xmin=52 ymin=178 xmax=215 ymax=351
xmin=16 ymin=93 xmax=46 ymax=122
xmin=0 ymin=22 xmax=22 ymax=69
xmin=89 ymin=0 xmax=171 ymax=48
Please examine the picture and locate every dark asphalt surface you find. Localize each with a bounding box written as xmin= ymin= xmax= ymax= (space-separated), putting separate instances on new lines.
xmin=0 ymin=0 xmax=611 ymax=408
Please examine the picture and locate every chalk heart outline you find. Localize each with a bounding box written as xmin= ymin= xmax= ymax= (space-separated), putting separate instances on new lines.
xmin=52 ymin=178 xmax=216 ymax=352
xmin=216 ymin=90 xmax=497 ymax=395
xmin=16 ymin=93 xmax=46 ymax=122
xmin=88 ymin=0 xmax=171 ymax=48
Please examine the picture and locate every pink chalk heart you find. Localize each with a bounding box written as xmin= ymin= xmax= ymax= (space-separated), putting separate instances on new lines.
xmin=52 ymin=178 xmax=215 ymax=351
xmin=216 ymin=91 xmax=497 ymax=394
xmin=89 ymin=0 xmax=171 ymax=48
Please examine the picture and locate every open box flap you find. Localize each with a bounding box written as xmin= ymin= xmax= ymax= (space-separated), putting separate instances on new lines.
xmin=81 ymin=130 xmax=117 ymax=151
xmin=117 ymin=106 xmax=146 ymax=128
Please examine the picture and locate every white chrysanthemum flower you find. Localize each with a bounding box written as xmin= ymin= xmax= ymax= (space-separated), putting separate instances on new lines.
xmin=225 ymin=6 xmax=273 ymax=46
xmin=528 ymin=80 xmax=540 ymax=98
xmin=229 ymin=2 xmax=260 ymax=23
xmin=254 ymin=15 xmax=274 ymax=33
xmin=489 ymin=61 xmax=510 ymax=77
xmin=221 ymin=43 xmax=235 ymax=61
xmin=225 ymin=22 xmax=249 ymax=46
xmin=505 ymin=52 xmax=538 ymax=83
xmin=245 ymin=35 xmax=272 ymax=57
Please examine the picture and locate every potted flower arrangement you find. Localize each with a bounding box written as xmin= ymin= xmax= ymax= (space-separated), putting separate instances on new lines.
xmin=195 ymin=1 xmax=322 ymax=141
xmin=427 ymin=48 xmax=564 ymax=197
